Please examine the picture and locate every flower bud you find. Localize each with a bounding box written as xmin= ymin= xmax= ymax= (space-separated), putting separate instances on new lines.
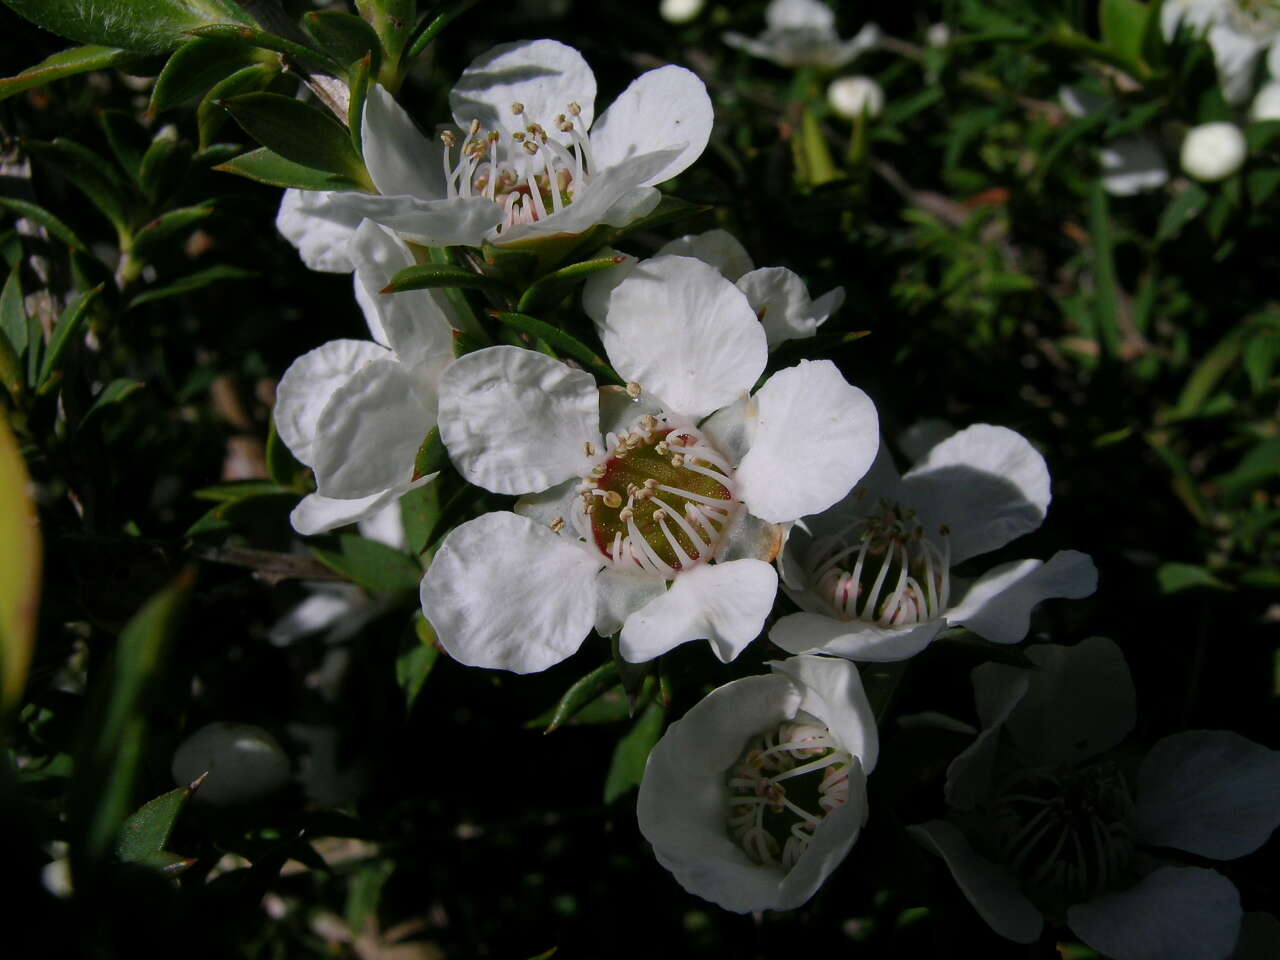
xmin=926 ymin=23 xmax=951 ymax=47
xmin=659 ymin=0 xmax=703 ymax=24
xmin=1180 ymin=122 xmax=1246 ymax=182
xmin=1251 ymin=81 xmax=1280 ymax=122
xmin=172 ymin=722 xmax=291 ymax=805
xmin=827 ymin=76 xmax=884 ymax=120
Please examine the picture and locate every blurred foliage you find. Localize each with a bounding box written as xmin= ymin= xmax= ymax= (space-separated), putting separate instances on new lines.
xmin=0 ymin=0 xmax=1276 ymax=957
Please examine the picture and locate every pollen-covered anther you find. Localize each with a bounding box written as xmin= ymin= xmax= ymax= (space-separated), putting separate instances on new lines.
xmin=626 ymin=381 xmax=643 ymax=398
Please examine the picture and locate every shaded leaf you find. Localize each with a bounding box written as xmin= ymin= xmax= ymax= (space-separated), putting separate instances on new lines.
xmin=412 ymin=426 xmax=447 ymax=482
xmin=219 ymin=92 xmax=367 ymax=181
xmin=98 ymin=110 xmax=151 ymax=185
xmin=186 ymin=23 xmax=341 ymax=73
xmin=0 ymin=197 xmax=88 ymax=252
xmin=39 ymin=285 xmax=104 ymax=388
xmin=149 ymin=36 xmax=263 ymax=115
xmin=197 ymin=61 xmax=279 ymax=151
xmin=127 ymin=264 xmax=256 ymax=309
xmin=516 ymin=257 xmax=625 ymax=314
xmin=130 ymin=203 xmax=215 ymax=264
xmin=0 ymin=261 xmax=27 ymax=357
xmin=1 ymin=0 xmax=252 ymax=55
xmin=382 ymin=262 xmax=510 ymax=297
xmin=1156 ymin=562 xmax=1231 ymax=594
xmin=541 ymin=661 xmax=619 ymax=733
xmin=79 ymin=378 xmax=145 ymax=430
xmin=21 ymin=138 xmax=132 ymax=232
xmin=302 ymin=11 xmax=381 ymax=77
xmin=0 ymin=45 xmax=139 ymax=101
xmin=214 ymin=146 xmax=362 ymax=191
xmin=115 ymin=784 xmax=192 ymax=863
xmin=0 ymin=408 xmax=40 ymax=723
xmin=313 ymin=535 xmax=422 ymax=593
xmin=137 ymin=132 xmax=194 ymax=205
xmin=1156 ymin=183 xmax=1208 ymax=243
xmin=396 ymin=614 xmax=440 ymax=710
xmin=603 ymin=701 xmax=665 ymax=804
xmin=493 ymin=312 xmax=623 ymax=385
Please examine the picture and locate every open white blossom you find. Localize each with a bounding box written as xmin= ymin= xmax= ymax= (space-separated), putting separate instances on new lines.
xmin=724 ymin=0 xmax=880 ymax=69
xmin=273 ymin=219 xmax=457 ymax=535
xmin=1252 ymin=79 xmax=1280 ymax=118
xmin=827 ymin=75 xmax=884 ymax=120
xmin=911 ymin=637 xmax=1280 ymax=960
xmin=637 ymin=656 xmax=877 ymax=912
xmin=770 ymin=424 xmax=1097 ymax=661
xmin=420 ymin=254 xmax=878 ymax=673
xmin=276 ymin=39 xmax=713 ymax=269
xmin=1181 ymin=121 xmax=1247 ymax=180
xmin=1162 ymin=0 xmax=1280 ymax=103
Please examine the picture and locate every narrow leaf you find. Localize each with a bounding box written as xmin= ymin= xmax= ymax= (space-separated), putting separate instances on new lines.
xmin=265 ymin=418 xmax=307 ymax=489
xmin=411 ymin=426 xmax=447 ymax=482
xmin=0 ymin=408 xmax=40 ymax=723
xmin=99 ymin=110 xmax=150 ymax=186
xmin=127 ymin=264 xmax=256 ymax=309
xmin=1156 ymin=183 xmax=1208 ymax=243
xmin=543 ymin=661 xmax=619 ymax=733
xmin=149 ymin=36 xmax=263 ymax=115
xmin=219 ymin=92 xmax=365 ymax=180
xmin=214 ymin=146 xmax=362 ymax=191
xmin=0 ymin=261 xmax=27 ymax=356
xmin=312 ymin=535 xmax=422 ymax=593
xmin=186 ymin=23 xmax=341 ymax=73
xmin=603 ymin=701 xmax=665 ymax=804
xmin=137 ymin=132 xmax=194 ymax=205
xmin=516 ymin=257 xmax=624 ymax=314
xmin=197 ymin=61 xmax=278 ymax=150
xmin=1156 ymin=562 xmax=1231 ymax=594
xmin=38 ymin=285 xmax=103 ymax=387
xmin=405 ymin=0 xmax=483 ymax=62
xmin=3 ymin=0 xmax=253 ymax=55
xmin=0 ymin=197 xmax=88 ymax=252
xmin=302 ymin=11 xmax=381 ymax=76
xmin=130 ymin=203 xmax=215 ymax=264
xmin=79 ymin=378 xmax=145 ymax=430
xmin=0 ymin=45 xmax=138 ymax=102
xmin=396 ymin=614 xmax=440 ymax=710
xmin=493 ymin=312 xmax=624 ymax=385
xmin=382 ymin=262 xmax=510 ymax=297
xmin=21 ymin=138 xmax=132 ymax=232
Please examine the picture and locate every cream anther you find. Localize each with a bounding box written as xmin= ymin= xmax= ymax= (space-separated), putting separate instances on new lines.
xmin=511 ymin=102 xmax=524 ymax=114
xmin=626 ymin=381 xmax=643 ymax=398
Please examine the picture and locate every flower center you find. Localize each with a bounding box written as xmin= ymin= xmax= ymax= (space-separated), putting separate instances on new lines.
xmin=804 ymin=496 xmax=951 ymax=626
xmin=439 ymin=101 xmax=594 ymax=234
xmin=727 ymin=715 xmax=852 ymax=870
xmin=991 ymin=763 xmax=1136 ymax=904
xmin=575 ymin=415 xmax=739 ymax=579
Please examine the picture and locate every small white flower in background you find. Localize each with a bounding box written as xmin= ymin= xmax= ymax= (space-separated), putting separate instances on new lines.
xmin=274 ymin=219 xmax=458 ymax=536
xmin=826 ymin=75 xmax=884 ymax=120
xmin=1251 ymin=79 xmax=1280 ymax=119
xmin=770 ymin=424 xmax=1097 ymax=662
xmin=1059 ymin=85 xmax=1169 ymax=196
xmin=910 ymin=637 xmax=1280 ymax=960
xmin=660 ymin=0 xmax=703 ymax=25
xmin=1162 ymin=0 xmax=1280 ymax=103
xmin=926 ymin=23 xmax=952 ymax=47
xmin=276 ymin=39 xmax=713 ymax=267
xmin=172 ymin=722 xmax=291 ymax=805
xmin=420 ymin=254 xmax=878 ymax=673
xmin=1181 ymin=121 xmax=1248 ymax=181
xmin=637 ymin=656 xmax=877 ymax=912
xmin=724 ymin=0 xmax=880 ymax=69
xmin=611 ymin=228 xmax=847 ymax=348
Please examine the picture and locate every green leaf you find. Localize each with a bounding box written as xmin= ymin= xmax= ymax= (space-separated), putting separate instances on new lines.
xmin=345 ymin=860 xmax=395 ymax=934
xmin=400 ymin=482 xmax=440 ymax=555
xmin=98 ymin=109 xmax=150 ymax=185
xmin=126 ymin=264 xmax=256 ymax=309
xmin=196 ymin=61 xmax=278 ymax=150
xmin=219 ymin=91 xmax=366 ymax=182
xmin=1 ymin=0 xmax=252 ymax=55
xmin=396 ymin=614 xmax=439 ymax=710
xmin=382 ymin=262 xmax=511 ymax=297
xmin=72 ymin=572 xmax=192 ymax=868
xmin=0 ymin=261 xmax=27 ymax=357
xmin=1173 ymin=327 xmax=1245 ymax=418
xmin=405 ymin=0 xmax=483 ymax=62
xmin=1156 ymin=182 xmax=1208 ymax=243
xmin=1246 ymin=167 xmax=1280 ymax=206
xmin=348 ymin=52 xmax=373 ymax=156
xmin=0 ymin=196 xmax=89 ymax=252
xmin=493 ymin=312 xmax=624 ymax=385
xmin=313 ymin=535 xmax=422 ymax=593
xmin=115 ymin=784 xmax=193 ymax=863
xmin=0 ymin=328 xmax=22 ymax=404
xmin=0 ymin=45 xmax=139 ymax=102
xmin=184 ymin=492 xmax=297 ymax=537
xmin=542 ymin=661 xmax=619 ymax=733
xmin=137 ymin=130 xmax=193 ymax=205
xmin=265 ymin=418 xmax=307 ymax=489
xmin=214 ymin=145 xmax=364 ymax=192
xmin=1088 ymin=180 xmax=1121 ymax=358
xmin=1156 ymin=562 xmax=1231 ymax=594
xmin=356 ymin=0 xmax=415 ymax=62
xmin=185 ymin=23 xmax=341 ymax=73
xmin=412 ymin=425 xmax=448 ymax=482
xmin=130 ymin=203 xmax=214 ymax=264
xmin=1035 ymin=110 xmax=1112 ymax=188
xmin=603 ymin=701 xmax=665 ymax=804
xmin=194 ymin=480 xmax=293 ymax=502
xmin=861 ymin=660 xmax=909 ymax=723
xmin=516 ymin=257 xmax=625 ymax=314
xmin=0 ymin=408 xmax=40 ymax=723
xmin=1243 ymin=326 xmax=1280 ymax=394
xmin=39 ymin=285 xmax=103 ymax=388
xmin=1100 ymin=0 xmax=1151 ymax=71
xmin=302 ymin=11 xmax=381 ymax=77
xmin=79 ymin=378 xmax=145 ymax=430
xmin=1220 ymin=437 xmax=1280 ymax=499
xmin=21 ymin=138 xmax=132 ymax=233
xmin=149 ymin=36 xmax=264 ymax=115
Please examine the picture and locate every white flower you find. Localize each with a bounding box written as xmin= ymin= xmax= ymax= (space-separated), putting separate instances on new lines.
xmin=419 ymin=254 xmax=879 ymax=673
xmin=1251 ymin=79 xmax=1280 ymax=118
xmin=1162 ymin=0 xmax=1280 ymax=103
xmin=926 ymin=23 xmax=952 ymax=48
xmin=172 ymin=722 xmax=291 ymax=805
xmin=637 ymin=655 xmax=877 ymax=912
xmin=1180 ymin=121 xmax=1247 ymax=180
xmin=770 ymin=424 xmax=1097 ymax=661
xmin=1059 ymin=85 xmax=1169 ymax=196
xmin=276 ymin=39 xmax=713 ymax=267
xmin=607 ymin=228 xmax=846 ymax=348
xmin=911 ymin=637 xmax=1280 ymax=960
xmin=660 ymin=0 xmax=704 ymax=24
xmin=826 ymin=75 xmax=884 ymax=120
xmin=724 ymin=0 xmax=880 ymax=69
xmin=273 ymin=219 xmax=457 ymax=535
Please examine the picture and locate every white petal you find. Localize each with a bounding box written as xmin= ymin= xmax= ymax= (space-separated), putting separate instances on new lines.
xmin=290 ymin=482 xmax=426 ymax=537
xmin=771 ymin=654 xmax=878 ymax=771
xmin=768 ymin=0 xmax=835 ymax=30
xmin=597 ymin=382 xmax=665 ymax=435
xmin=657 ymin=229 xmax=754 ymax=280
xmin=590 ymin=65 xmax=713 ymax=187
xmin=1005 ymin=636 xmax=1136 ymax=766
xmin=275 ymin=339 xmax=387 ymax=466
xmin=1100 ymin=136 xmax=1170 ymax=196
xmin=716 ymin=511 xmax=785 ymax=564
xmin=595 ymin=567 xmax=666 ymax=636
xmin=421 ymin=512 xmax=600 ymax=673
xmin=1133 ymin=730 xmax=1280 ymax=859
xmin=637 ymin=673 xmax=802 ymax=912
xmin=514 ymin=477 xmax=581 ymax=532
xmin=700 ymin=391 xmax=756 ymax=466
xmin=276 ymin=189 xmax=362 ymax=273
xmin=450 ymin=39 xmax=596 ymax=140
xmin=900 ymin=424 xmax=1052 ymax=565
xmin=596 ymin=255 xmax=766 ymax=419
xmin=582 ymin=247 xmax=641 ymax=324
xmin=312 ymin=357 xmax=432 ymax=499
xmin=618 ymin=558 xmax=776 ymax=663
xmin=945 ymin=666 xmax=1030 ymax=810
xmin=735 ymin=267 xmax=843 ymax=348
xmin=1208 ymin=24 xmax=1263 ymax=104
xmin=361 ymin=84 xmax=443 ymax=199
xmin=770 ymin=612 xmax=945 ymax=662
xmin=947 ymin=550 xmax=1097 ymax=645
xmin=267 ymin=586 xmax=362 ymax=646
xmin=437 ymin=346 xmax=599 ymax=495
xmin=349 ymin=219 xmax=454 ymax=384
xmin=736 ymin=360 xmax=879 ymax=524
xmin=774 ymin=757 xmax=868 ymax=909
xmin=1068 ymin=867 xmax=1242 ymax=960
xmin=908 ymin=820 xmax=1043 ymax=943
xmin=326 ymin=191 xmax=502 ymax=248
xmin=356 ymin=498 xmax=407 ymax=550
